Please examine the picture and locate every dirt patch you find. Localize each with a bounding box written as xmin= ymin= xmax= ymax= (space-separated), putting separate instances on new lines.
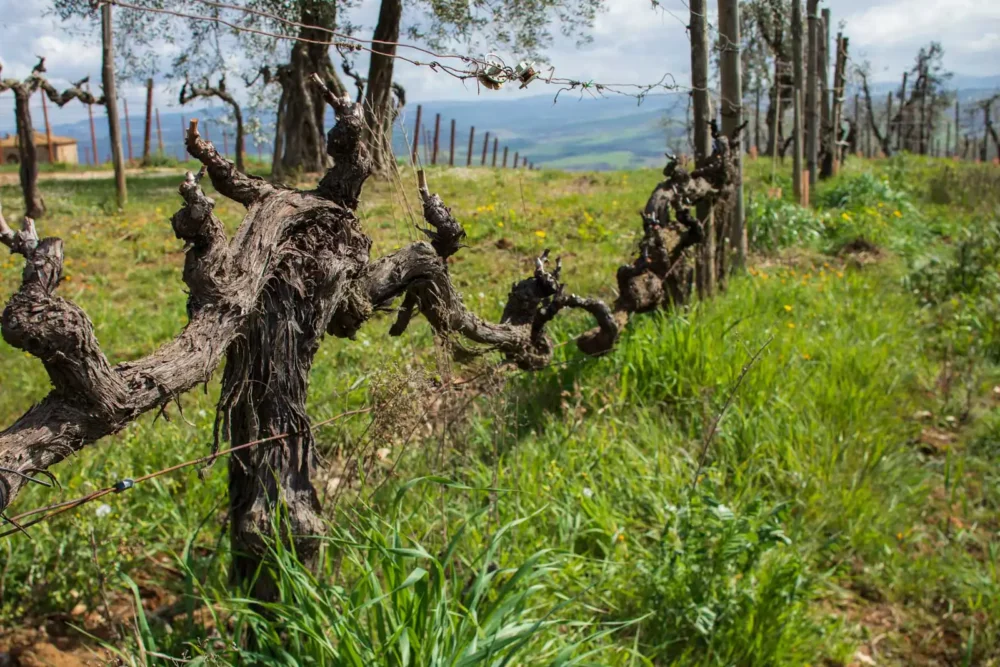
xmin=0 ymin=168 xmax=178 ymax=187
xmin=837 ymin=238 xmax=883 ymax=267
xmin=0 ymin=630 xmax=108 ymax=667
xmin=917 ymin=426 xmax=956 ymax=455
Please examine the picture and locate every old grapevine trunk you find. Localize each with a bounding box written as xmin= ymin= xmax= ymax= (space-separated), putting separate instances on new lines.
xmin=0 ymin=77 xmax=742 ymax=599
xmin=13 ymin=90 xmax=43 ymax=219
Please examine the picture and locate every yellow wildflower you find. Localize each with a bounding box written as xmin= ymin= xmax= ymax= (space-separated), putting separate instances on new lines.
xmin=893 ymin=210 xmax=902 ymax=218
xmin=787 ymin=322 xmax=796 ymax=329
xmin=617 ymin=534 xmax=626 ymax=543
xmin=534 ymin=230 xmax=546 ymax=238
xmin=841 ymin=212 xmax=852 ymax=222
xmin=802 ymin=353 xmax=811 ymax=360
xmin=784 ymin=304 xmax=793 ymax=312
xmin=497 ymin=221 xmax=504 ymax=228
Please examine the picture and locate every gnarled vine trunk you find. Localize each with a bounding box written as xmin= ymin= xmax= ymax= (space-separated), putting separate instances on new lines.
xmin=13 ymin=90 xmax=43 ymax=219
xmin=0 ymin=76 xmax=742 ymax=601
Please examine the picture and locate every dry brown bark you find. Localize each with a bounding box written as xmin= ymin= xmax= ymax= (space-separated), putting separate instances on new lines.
xmin=0 ymin=75 xmax=741 ymax=599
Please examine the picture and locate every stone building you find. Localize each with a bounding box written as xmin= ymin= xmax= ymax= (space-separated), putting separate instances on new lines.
xmin=1 ymin=132 xmax=79 ymax=165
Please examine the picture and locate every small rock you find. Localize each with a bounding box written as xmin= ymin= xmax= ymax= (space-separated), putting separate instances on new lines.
xmin=853 ymin=650 xmax=877 ymax=666
xmin=325 ymin=476 xmax=341 ymax=495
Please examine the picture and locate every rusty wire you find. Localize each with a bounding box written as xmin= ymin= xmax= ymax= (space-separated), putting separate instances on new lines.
xmin=0 ymin=407 xmax=372 ymax=540
xmin=100 ymin=0 xmax=686 ymax=103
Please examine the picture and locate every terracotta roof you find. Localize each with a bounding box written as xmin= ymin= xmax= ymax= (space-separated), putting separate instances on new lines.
xmin=0 ymin=132 xmax=78 ymax=148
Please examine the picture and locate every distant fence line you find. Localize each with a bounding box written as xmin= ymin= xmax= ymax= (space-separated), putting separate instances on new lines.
xmin=19 ymin=91 xmax=542 ymax=171
xmin=408 ymin=104 xmax=537 ymax=171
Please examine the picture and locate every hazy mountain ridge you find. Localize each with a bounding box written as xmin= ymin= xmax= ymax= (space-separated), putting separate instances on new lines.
xmin=8 ymin=75 xmax=998 ymax=171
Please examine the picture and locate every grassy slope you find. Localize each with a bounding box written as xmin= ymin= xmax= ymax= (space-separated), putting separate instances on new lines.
xmin=0 ymin=158 xmax=997 ymax=665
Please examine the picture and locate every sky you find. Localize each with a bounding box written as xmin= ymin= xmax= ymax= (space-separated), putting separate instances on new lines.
xmin=1 ymin=0 xmax=999 ymax=132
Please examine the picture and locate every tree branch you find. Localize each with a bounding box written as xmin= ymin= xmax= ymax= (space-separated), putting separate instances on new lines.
xmin=185 ymin=119 xmax=273 ymax=206
xmin=357 ymin=123 xmax=743 ymax=370
xmin=312 ymin=73 xmax=373 ymax=210
xmin=37 ymin=76 xmax=105 ymax=107
xmin=857 ymin=68 xmax=892 ymax=157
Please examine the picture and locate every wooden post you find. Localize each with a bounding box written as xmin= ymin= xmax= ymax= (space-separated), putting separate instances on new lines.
xmin=142 ymin=77 xmax=153 ymax=162
xmin=954 ymin=99 xmax=960 ymax=157
xmin=945 ymin=122 xmax=951 ymax=159
xmin=718 ymin=0 xmax=746 ymax=270
xmin=513 ymin=151 xmax=519 ymax=168
xmin=123 ymin=98 xmax=133 ymax=162
xmin=522 ymin=156 xmax=527 ymax=168
xmin=502 ymin=146 xmax=508 ymax=167
xmin=40 ymin=91 xmax=55 ymax=163
xmin=754 ymin=84 xmax=762 ymax=155
xmin=691 ymin=0 xmax=715 ymax=297
xmin=864 ymin=112 xmax=872 ymax=157
xmin=87 ymin=96 xmax=98 ymax=164
xmin=982 ymin=103 xmax=991 ymax=163
xmin=411 ymin=104 xmax=422 ymax=164
xmin=423 ymin=127 xmax=430 ymax=164
xmin=819 ymin=8 xmax=830 ymax=153
xmin=449 ymin=118 xmax=455 ymax=166
xmin=155 ymin=108 xmax=164 ymax=154
xmin=805 ymin=0 xmax=819 ymax=185
xmin=467 ymin=126 xmax=475 ymax=166
xmin=481 ymin=131 xmax=489 ymax=165
xmin=885 ymin=92 xmax=893 ymax=154
xmin=102 ymin=2 xmax=126 ymax=207
xmin=853 ymin=93 xmax=861 ymax=156
xmin=795 ymin=90 xmax=807 ymax=203
xmin=918 ymin=64 xmax=928 ymax=155
xmin=830 ymin=35 xmax=848 ymax=174
xmin=431 ymin=113 xmax=440 ymax=165
xmin=771 ymin=69 xmax=782 ymax=181
xmin=896 ymin=72 xmax=908 ymax=151
xmin=492 ymin=137 xmax=498 ymax=166
xmin=791 ymin=0 xmax=804 ymax=202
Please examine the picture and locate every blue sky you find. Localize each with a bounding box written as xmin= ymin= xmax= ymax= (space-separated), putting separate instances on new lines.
xmin=1 ymin=0 xmax=998 ymax=131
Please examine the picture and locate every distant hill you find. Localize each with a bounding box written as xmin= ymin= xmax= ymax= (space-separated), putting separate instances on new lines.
xmin=7 ymin=92 xmax=689 ymax=172
xmin=7 ymin=76 xmax=998 ymax=172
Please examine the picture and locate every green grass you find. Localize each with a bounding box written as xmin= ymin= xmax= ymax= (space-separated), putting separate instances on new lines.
xmin=0 ymin=156 xmax=998 ymax=665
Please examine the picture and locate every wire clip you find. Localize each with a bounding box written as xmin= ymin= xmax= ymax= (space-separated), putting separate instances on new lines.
xmin=113 ymin=479 xmax=134 ymax=493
